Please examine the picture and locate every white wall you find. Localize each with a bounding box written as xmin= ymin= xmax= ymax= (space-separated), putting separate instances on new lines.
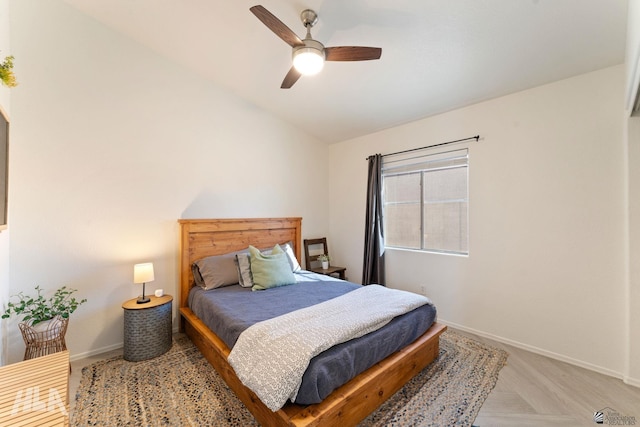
xmin=627 ymin=0 xmax=640 ymax=112
xmin=0 ymin=0 xmax=9 ymax=114
xmin=627 ymin=117 xmax=640 ymax=386
xmin=4 ymin=0 xmax=329 ymax=363
xmin=0 ymin=0 xmax=11 ymax=366
xmin=626 ymin=0 xmax=640 ymax=387
xmin=329 ymin=65 xmax=629 ymax=378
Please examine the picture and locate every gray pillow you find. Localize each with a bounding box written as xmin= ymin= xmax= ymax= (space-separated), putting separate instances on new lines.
xmin=235 ymin=253 xmax=253 ymax=288
xmin=193 ymin=250 xmax=245 ymax=290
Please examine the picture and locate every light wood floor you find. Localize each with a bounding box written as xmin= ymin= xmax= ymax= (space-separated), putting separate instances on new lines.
xmin=467 ymin=331 xmax=640 ymax=427
xmin=68 ymin=330 xmax=640 ymax=426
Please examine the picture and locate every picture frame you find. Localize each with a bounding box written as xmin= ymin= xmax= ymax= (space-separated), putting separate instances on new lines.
xmin=0 ymin=105 xmax=8 ymax=231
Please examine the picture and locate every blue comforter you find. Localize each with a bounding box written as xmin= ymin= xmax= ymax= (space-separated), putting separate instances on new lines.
xmin=189 ymin=271 xmax=437 ymax=405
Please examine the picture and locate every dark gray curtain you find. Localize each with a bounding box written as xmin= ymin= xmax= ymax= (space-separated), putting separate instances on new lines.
xmin=362 ymin=154 xmax=385 ymax=285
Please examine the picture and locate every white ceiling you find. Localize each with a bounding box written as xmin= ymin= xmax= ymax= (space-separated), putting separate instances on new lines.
xmin=62 ymin=0 xmax=628 ymax=143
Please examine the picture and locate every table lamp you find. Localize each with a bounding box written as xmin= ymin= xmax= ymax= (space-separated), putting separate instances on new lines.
xmin=133 ymin=262 xmax=154 ymax=304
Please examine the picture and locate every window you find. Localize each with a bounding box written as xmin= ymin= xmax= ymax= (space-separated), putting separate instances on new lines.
xmin=383 ymin=149 xmax=468 ymax=255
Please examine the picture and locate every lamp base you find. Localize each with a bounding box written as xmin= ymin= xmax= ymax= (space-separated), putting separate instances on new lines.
xmin=137 ymin=281 xmax=150 ymax=304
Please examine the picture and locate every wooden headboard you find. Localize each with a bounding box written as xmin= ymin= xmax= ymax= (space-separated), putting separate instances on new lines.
xmin=178 ymin=218 xmax=302 ymax=309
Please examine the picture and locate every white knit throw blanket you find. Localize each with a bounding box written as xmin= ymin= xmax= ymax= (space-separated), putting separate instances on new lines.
xmin=227 ymin=284 xmax=432 ymax=411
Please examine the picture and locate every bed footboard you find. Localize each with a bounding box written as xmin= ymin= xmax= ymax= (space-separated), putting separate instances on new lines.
xmin=181 ymin=306 xmax=446 ymax=427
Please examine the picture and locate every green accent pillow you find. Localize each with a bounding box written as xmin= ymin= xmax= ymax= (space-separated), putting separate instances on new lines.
xmin=249 ymin=244 xmax=296 ymax=291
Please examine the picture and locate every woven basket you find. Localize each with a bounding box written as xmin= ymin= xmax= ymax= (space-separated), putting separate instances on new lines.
xmin=18 ymin=315 xmax=69 ymax=360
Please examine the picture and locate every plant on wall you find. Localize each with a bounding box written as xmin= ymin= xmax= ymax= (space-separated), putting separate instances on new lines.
xmin=0 ymin=55 xmax=17 ymax=88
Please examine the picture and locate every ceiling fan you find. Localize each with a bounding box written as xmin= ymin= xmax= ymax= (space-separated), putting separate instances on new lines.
xmin=250 ymin=5 xmax=382 ymax=89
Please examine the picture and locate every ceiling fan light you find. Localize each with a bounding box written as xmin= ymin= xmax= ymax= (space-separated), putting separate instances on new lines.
xmin=293 ymin=48 xmax=324 ymax=76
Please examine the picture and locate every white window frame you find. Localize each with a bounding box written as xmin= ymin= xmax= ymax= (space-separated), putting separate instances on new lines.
xmin=382 ymin=148 xmax=469 ymax=256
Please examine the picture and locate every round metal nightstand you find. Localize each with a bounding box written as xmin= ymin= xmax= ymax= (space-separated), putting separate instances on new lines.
xmin=122 ymin=295 xmax=173 ymax=361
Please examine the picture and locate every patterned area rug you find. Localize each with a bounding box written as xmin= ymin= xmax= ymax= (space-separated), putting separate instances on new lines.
xmin=72 ymin=330 xmax=507 ymax=426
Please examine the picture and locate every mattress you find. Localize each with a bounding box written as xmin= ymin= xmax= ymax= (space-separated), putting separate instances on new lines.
xmin=188 ymin=271 xmax=437 ymax=405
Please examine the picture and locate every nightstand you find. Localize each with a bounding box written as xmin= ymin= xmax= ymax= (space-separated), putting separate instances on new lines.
xmin=122 ymin=294 xmax=172 ymax=362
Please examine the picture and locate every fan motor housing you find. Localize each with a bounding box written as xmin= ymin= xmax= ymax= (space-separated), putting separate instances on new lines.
xmin=300 ymin=9 xmax=318 ymax=28
xmin=293 ymin=38 xmax=325 ymax=57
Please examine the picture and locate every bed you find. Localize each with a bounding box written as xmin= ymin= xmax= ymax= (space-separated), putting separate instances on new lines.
xmin=179 ymin=217 xmax=447 ymax=427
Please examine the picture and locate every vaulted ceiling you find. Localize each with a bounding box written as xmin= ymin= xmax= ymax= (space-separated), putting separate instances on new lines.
xmin=62 ymin=0 xmax=628 ymax=143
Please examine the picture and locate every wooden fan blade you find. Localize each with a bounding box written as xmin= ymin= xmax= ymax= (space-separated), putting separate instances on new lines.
xmin=250 ymin=5 xmax=304 ymax=48
xmin=325 ymin=46 xmax=382 ymax=61
xmin=281 ymin=67 xmax=302 ymax=89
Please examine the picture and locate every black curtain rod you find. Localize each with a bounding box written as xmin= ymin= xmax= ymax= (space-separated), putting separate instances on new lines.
xmin=366 ymin=135 xmax=480 ymax=160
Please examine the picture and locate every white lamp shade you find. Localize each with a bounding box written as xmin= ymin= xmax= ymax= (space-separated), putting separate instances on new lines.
xmin=293 ymin=48 xmax=324 ymax=76
xmin=134 ymin=262 xmax=155 ymax=284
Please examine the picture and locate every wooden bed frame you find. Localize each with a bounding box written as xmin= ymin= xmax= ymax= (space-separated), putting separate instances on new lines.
xmin=178 ymin=217 xmax=446 ymax=427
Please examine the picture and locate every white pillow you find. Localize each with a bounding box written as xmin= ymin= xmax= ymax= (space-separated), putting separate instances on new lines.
xmin=282 ymin=242 xmax=302 ymax=272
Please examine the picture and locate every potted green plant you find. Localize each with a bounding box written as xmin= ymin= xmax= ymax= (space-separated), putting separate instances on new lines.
xmin=2 ymin=285 xmax=87 ymax=326
xmin=317 ymin=254 xmax=330 ymax=269
xmin=0 ymin=55 xmax=17 ymax=88
xmin=2 ymin=286 xmax=87 ymax=359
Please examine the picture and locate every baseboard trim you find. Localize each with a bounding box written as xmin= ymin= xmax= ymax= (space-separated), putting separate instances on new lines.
xmin=441 ymin=319 xmax=625 ymax=381
xmin=70 ymin=342 xmax=123 ymax=362
xmin=70 ymin=326 xmax=181 ymax=362
xmin=623 ymin=375 xmax=640 ymax=388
